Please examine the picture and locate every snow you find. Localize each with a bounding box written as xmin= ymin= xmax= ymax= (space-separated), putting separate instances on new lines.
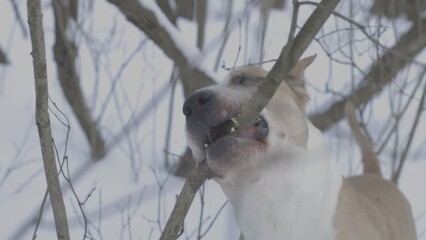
xmin=141 ymin=0 xmax=220 ymax=83
xmin=0 ymin=0 xmax=425 ymax=239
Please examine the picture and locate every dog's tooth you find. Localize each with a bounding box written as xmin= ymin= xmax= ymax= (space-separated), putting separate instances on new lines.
xmin=231 ymin=117 xmax=239 ymax=127
xmin=231 ymin=127 xmax=236 ymax=132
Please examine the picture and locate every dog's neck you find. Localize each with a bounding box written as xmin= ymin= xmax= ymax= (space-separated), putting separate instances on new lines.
xmin=219 ymin=122 xmax=343 ymax=240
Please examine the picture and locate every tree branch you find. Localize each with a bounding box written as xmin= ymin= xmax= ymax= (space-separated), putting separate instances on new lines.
xmin=196 ymin=0 xmax=207 ymax=50
xmin=10 ymin=0 xmax=28 ymax=38
xmin=239 ymin=0 xmax=341 ymax=128
xmin=310 ymin=17 xmax=426 ymax=130
xmin=27 ymin=0 xmax=70 ymax=239
xmin=392 ymin=80 xmax=426 ymax=183
xmin=0 ymin=47 xmax=8 ymax=64
xmin=53 ymin=0 xmax=107 ymax=160
xmin=159 ymin=161 xmax=213 ymax=240
xmin=106 ymin=0 xmax=215 ymax=95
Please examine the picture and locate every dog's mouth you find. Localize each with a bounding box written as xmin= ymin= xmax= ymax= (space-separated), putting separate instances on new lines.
xmin=203 ymin=116 xmax=269 ymax=148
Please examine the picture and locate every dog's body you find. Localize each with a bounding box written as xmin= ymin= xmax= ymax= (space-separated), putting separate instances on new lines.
xmin=183 ymin=56 xmax=416 ymax=240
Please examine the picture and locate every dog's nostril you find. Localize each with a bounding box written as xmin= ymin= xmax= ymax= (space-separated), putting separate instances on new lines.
xmin=183 ymin=90 xmax=213 ymax=117
xmin=197 ymin=98 xmax=206 ymax=105
xmin=196 ymin=91 xmax=212 ymax=106
xmin=183 ymin=106 xmax=193 ymax=117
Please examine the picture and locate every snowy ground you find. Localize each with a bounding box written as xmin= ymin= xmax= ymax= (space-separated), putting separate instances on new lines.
xmin=0 ymin=0 xmax=425 ymax=239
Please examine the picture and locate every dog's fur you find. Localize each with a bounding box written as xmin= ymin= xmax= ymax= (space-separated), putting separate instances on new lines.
xmin=183 ymin=56 xmax=416 ymax=240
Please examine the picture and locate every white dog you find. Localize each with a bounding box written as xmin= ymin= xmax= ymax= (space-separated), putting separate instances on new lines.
xmin=183 ymin=56 xmax=416 ymax=240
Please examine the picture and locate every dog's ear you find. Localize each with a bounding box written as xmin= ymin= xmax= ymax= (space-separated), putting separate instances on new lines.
xmin=286 ymin=54 xmax=316 ymax=109
xmin=289 ymin=54 xmax=316 ymax=80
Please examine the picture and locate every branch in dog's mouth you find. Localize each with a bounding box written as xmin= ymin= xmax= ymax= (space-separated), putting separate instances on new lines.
xmin=204 ymin=116 xmax=268 ymax=148
xmin=206 ymin=119 xmax=236 ymax=145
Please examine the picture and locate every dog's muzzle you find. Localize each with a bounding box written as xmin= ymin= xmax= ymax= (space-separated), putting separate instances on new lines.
xmin=183 ymin=89 xmax=269 ymax=153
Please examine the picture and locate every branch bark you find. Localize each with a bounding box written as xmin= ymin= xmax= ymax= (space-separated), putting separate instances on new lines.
xmin=27 ymin=0 xmax=70 ymax=239
xmin=310 ymin=17 xmax=426 ymax=130
xmin=238 ymin=0 xmax=341 ymax=128
xmin=159 ymin=161 xmax=213 ymax=240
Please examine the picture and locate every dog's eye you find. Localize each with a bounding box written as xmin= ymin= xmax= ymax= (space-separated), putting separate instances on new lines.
xmin=231 ymin=75 xmax=254 ymax=86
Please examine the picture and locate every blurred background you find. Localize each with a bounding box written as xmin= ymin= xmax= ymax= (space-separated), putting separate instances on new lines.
xmin=0 ymin=0 xmax=425 ymax=239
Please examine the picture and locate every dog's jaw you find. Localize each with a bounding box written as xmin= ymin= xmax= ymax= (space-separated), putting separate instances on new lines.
xmin=187 ymin=114 xmax=270 ymax=177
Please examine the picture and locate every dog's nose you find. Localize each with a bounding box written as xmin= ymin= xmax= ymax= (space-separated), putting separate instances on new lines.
xmin=183 ymin=90 xmax=213 ymax=117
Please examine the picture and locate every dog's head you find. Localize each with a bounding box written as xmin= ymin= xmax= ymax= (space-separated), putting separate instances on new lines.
xmin=183 ymin=56 xmax=316 ymax=181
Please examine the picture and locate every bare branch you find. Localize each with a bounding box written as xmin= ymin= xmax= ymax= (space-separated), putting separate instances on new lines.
xmin=106 ymin=0 xmax=215 ymax=94
xmin=164 ymin=68 xmax=179 ymax=169
xmin=32 ymin=190 xmax=48 ymax=240
xmin=0 ymin=47 xmax=8 ymax=64
xmin=159 ymin=161 xmax=213 ymax=240
xmin=310 ymin=17 xmax=426 ymax=130
xmin=27 ymin=0 xmax=70 ymax=239
xmin=392 ymin=80 xmax=426 ymax=183
xmin=53 ymin=0 xmax=107 ymax=160
xmin=214 ymin=0 xmax=234 ymax=71
xmin=238 ymin=0 xmax=341 ymax=128
xmin=10 ymin=0 xmax=28 ymax=38
xmin=377 ymin=70 xmax=426 ymax=154
xmin=196 ymin=0 xmax=207 ymax=49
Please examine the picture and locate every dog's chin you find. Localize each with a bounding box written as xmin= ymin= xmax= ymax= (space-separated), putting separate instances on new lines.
xmin=187 ymin=116 xmax=269 ymax=176
xmin=206 ymin=135 xmax=266 ymax=177
xmin=204 ymin=120 xmax=268 ymax=176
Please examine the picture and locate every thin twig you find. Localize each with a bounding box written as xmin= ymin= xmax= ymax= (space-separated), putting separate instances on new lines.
xmin=199 ymin=201 xmax=228 ymax=238
xmin=392 ymin=79 xmax=426 ymax=183
xmin=310 ymin=17 xmax=426 ymax=130
xmin=214 ymin=0 xmax=234 ymax=71
xmin=164 ymin=68 xmax=178 ymax=169
xmin=377 ymin=70 xmax=426 ymax=154
xmin=32 ymin=190 xmax=49 ymax=240
xmin=232 ymin=21 xmax=242 ymax=69
xmin=300 ymin=1 xmax=426 ymax=68
xmin=10 ymin=0 xmax=28 ymax=38
xmin=196 ymin=183 xmax=206 ymax=239
xmin=287 ymin=0 xmax=300 ymax=45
